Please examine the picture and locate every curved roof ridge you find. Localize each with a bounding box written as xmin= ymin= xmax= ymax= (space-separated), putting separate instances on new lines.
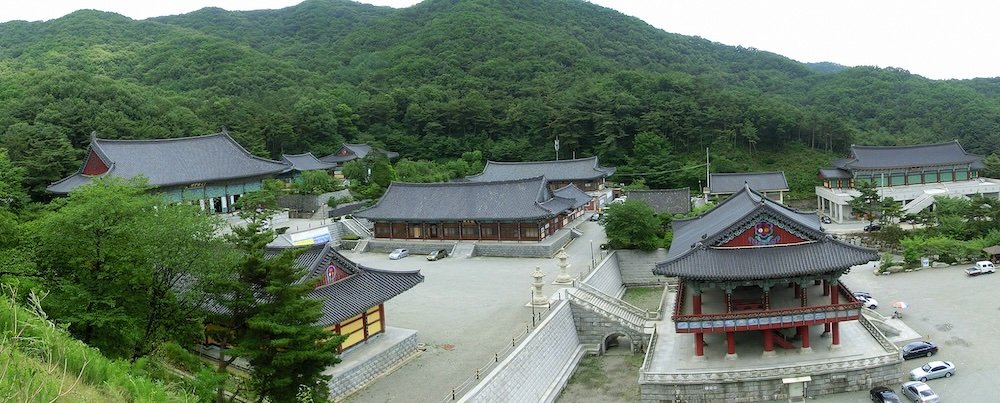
xmin=850 ymin=140 xmax=962 ymax=150
xmin=282 ymin=151 xmax=319 ymax=158
xmin=484 ymin=156 xmax=599 ymax=166
xmin=712 ymin=170 xmax=786 ymax=176
xmin=390 ymin=175 xmax=547 ymax=187
xmin=93 ymin=132 xmax=225 ymax=144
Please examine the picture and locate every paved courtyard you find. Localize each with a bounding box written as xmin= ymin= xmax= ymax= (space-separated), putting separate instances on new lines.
xmin=792 ymin=261 xmax=1000 ymax=402
xmin=344 ymin=217 xmax=608 ymax=402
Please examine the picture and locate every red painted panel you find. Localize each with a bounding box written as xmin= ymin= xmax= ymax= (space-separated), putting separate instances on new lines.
xmin=81 ymin=150 xmax=109 ymax=176
xmin=719 ymin=220 xmax=807 ymax=247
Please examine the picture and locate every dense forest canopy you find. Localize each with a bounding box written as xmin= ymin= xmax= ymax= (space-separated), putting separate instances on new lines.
xmin=3 ymin=0 xmax=1000 ymax=198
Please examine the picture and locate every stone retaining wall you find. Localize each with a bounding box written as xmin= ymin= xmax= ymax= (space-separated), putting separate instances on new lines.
xmin=581 ymin=252 xmax=624 ymax=297
xmin=615 ymin=249 xmax=670 ymax=286
xmin=363 ymin=229 xmax=573 ymax=258
xmin=328 ymin=329 xmax=419 ymax=401
xmin=639 ymin=355 xmax=902 ymax=402
xmin=361 ymin=240 xmax=458 ymax=256
xmin=461 ymin=301 xmax=584 ymax=403
xmin=569 ymin=302 xmax=646 ymax=353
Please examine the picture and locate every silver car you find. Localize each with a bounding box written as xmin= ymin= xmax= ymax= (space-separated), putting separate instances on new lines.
xmin=388 ymin=248 xmax=409 ymax=260
xmin=900 ymin=381 xmax=939 ymax=403
xmin=908 ymin=361 xmax=955 ymax=382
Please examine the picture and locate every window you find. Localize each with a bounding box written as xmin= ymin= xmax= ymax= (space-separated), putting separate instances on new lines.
xmin=462 ymin=225 xmax=479 ymax=237
xmin=522 ymin=226 xmax=539 ymax=239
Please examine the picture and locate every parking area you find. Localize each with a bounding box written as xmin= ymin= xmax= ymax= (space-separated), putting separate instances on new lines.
xmin=805 ymin=261 xmax=1000 ymax=402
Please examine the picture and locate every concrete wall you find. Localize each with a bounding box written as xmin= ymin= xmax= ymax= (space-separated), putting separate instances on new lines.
xmin=581 ymin=252 xmax=625 ymax=298
xmin=363 ymin=229 xmax=573 ymax=258
xmin=360 ymin=240 xmax=458 ymax=256
xmin=461 ymin=301 xmax=585 ymax=403
xmin=615 ymin=249 xmax=670 ymax=286
xmin=639 ymin=356 xmax=902 ymax=402
xmin=328 ymin=329 xmax=419 ymax=401
xmin=568 ymin=302 xmax=646 ymax=353
xmin=278 ymin=189 xmax=351 ymax=212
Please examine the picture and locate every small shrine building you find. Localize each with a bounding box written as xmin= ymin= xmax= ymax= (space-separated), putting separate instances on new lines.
xmin=465 ymin=157 xmax=616 ymax=210
xmin=654 ymin=185 xmax=878 ymax=358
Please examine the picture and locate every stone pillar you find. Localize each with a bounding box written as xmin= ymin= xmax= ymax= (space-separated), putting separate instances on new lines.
xmin=209 ymin=198 xmax=216 ymax=213
xmin=799 ymin=325 xmax=812 ymax=353
xmin=199 ymin=199 xmax=206 ymax=211
xmin=694 ymin=333 xmax=705 ymax=358
xmin=221 ymin=196 xmax=228 ymax=213
xmin=725 ymin=332 xmax=737 ymax=360
xmin=553 ymin=248 xmax=573 ymax=284
xmin=530 ymin=267 xmax=547 ymax=306
xmin=762 ymin=330 xmax=775 ymax=358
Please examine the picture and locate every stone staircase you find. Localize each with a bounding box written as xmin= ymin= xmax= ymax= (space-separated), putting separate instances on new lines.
xmin=903 ymin=192 xmax=937 ymax=215
xmin=567 ymin=284 xmax=652 ymax=338
xmin=451 ymin=242 xmax=476 ymax=258
xmin=341 ymin=217 xmax=373 ymax=239
xmin=352 ymin=239 xmax=369 ymax=253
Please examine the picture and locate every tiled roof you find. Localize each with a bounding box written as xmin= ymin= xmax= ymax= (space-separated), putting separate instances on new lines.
xmin=466 ymin=157 xmax=615 ymax=182
xmin=655 ymin=186 xmax=876 ymax=279
xmin=48 ymin=132 xmax=290 ymax=193
xmin=355 ymin=177 xmax=559 ymax=221
xmin=318 ymin=143 xmax=399 ymax=163
xmin=281 ymin=152 xmax=339 ymax=171
xmin=834 ymin=141 xmax=984 ymax=170
xmin=627 ymin=188 xmax=691 ymax=214
xmin=709 ymin=172 xmax=788 ymax=194
xmin=275 ymin=243 xmax=423 ymax=326
xmin=818 ymin=168 xmax=852 ymax=179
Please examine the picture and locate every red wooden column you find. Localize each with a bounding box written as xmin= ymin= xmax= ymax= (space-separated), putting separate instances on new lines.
xmin=692 ymin=292 xmax=702 ymax=315
xmin=763 ymin=330 xmax=774 ymax=353
xmin=800 ymin=284 xmax=808 ymax=307
xmin=695 ymin=333 xmax=705 ymax=357
xmin=830 ymin=281 xmax=839 ymax=304
xmin=832 ymin=322 xmax=841 ymax=346
xmin=822 ymin=279 xmax=830 ymax=296
xmin=726 ymin=332 xmax=736 ymax=356
xmin=800 ymin=325 xmax=811 ymax=349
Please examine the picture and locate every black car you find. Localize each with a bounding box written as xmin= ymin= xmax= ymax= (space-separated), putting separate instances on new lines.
xmin=869 ymin=386 xmax=903 ymax=403
xmin=901 ymin=341 xmax=938 ymax=360
xmin=864 ymin=223 xmax=882 ymax=232
xmin=820 ymin=216 xmax=833 ymax=224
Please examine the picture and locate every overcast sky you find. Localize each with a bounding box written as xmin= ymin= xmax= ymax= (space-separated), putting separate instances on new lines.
xmin=1 ymin=0 xmax=996 ymax=80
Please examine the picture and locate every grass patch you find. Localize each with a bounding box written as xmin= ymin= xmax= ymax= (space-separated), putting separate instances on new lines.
xmin=622 ymin=286 xmax=664 ymax=312
xmin=559 ymin=354 xmax=644 ymax=402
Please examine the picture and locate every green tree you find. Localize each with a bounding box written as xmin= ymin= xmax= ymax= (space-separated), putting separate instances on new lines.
xmin=206 ymin=218 xmax=342 ymax=402
xmin=879 ymin=197 xmax=903 ymax=225
xmin=0 ymin=148 xmax=29 ymax=211
xmin=602 ymin=200 xmax=661 ymax=251
xmin=848 ymin=181 xmax=881 ymax=226
xmin=1 ymin=123 xmax=80 ymax=201
xmin=293 ymin=170 xmax=339 ymax=195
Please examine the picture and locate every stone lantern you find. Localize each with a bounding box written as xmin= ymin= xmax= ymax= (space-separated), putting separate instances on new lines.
xmin=530 ymin=266 xmax=548 ymax=306
xmin=553 ymin=248 xmax=574 ymax=284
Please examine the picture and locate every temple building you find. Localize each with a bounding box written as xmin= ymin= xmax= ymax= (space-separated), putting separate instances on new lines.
xmin=354 ymin=177 xmax=589 ymax=241
xmin=816 ymin=141 xmax=1000 ymax=222
xmin=654 ymin=185 xmax=878 ymax=359
xmin=281 ymin=152 xmax=339 ymax=178
xmin=279 ymin=242 xmax=424 ymax=352
xmin=319 ymin=143 xmax=399 ymax=165
xmin=708 ymin=171 xmax=789 ymax=203
xmin=47 ymin=131 xmax=290 ymax=213
xmin=465 ymin=157 xmax=616 ymax=210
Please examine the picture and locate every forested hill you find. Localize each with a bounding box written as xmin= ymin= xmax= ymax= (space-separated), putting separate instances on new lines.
xmin=3 ymin=0 xmax=1000 ymax=198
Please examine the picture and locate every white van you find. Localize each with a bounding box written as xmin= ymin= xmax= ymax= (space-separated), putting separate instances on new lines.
xmin=965 ymin=261 xmax=996 ymax=276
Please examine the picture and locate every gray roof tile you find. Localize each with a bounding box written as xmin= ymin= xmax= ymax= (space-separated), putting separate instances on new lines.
xmin=355 ymin=177 xmax=560 ymax=221
xmin=281 ymin=152 xmax=339 ymax=171
xmin=466 ymin=157 xmax=615 ymax=182
xmin=835 ymin=141 xmax=984 ymax=170
xmin=48 ymin=132 xmax=290 ymax=193
xmin=709 ymin=172 xmax=788 ymax=194
xmin=318 ymin=143 xmax=399 ymax=163
xmin=818 ymin=168 xmax=852 ymax=179
xmin=655 ymin=186 xmax=877 ymax=279
xmin=626 ymin=188 xmax=691 ymax=214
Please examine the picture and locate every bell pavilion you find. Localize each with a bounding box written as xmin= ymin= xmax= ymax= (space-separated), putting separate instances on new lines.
xmin=654 ymin=185 xmax=879 ymax=359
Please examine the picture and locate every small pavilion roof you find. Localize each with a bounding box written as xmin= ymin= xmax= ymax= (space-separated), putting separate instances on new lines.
xmin=279 ymin=243 xmax=423 ymax=326
xmin=319 ymin=143 xmax=399 ymax=163
xmin=834 ymin=141 xmax=984 ymax=170
xmin=281 ymin=152 xmax=339 ymax=172
xmin=818 ymin=168 xmax=852 ymax=180
xmin=48 ymin=132 xmax=290 ymax=193
xmin=466 ymin=157 xmax=615 ymax=183
xmin=655 ymin=186 xmax=877 ymax=280
xmin=355 ymin=176 xmax=566 ymax=221
xmin=709 ymin=172 xmax=788 ymax=195
xmin=627 ymin=188 xmax=691 ymax=215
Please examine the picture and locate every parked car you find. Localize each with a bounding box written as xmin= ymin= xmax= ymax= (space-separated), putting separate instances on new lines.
xmin=964 ymin=260 xmax=996 ymax=276
xmin=388 ymin=248 xmax=409 ymax=260
xmin=870 ymin=386 xmax=904 ymax=403
xmin=426 ymin=249 xmax=449 ymax=261
xmin=589 ymin=213 xmax=602 ymax=221
xmin=821 ymin=215 xmax=833 ymax=224
xmin=853 ymin=291 xmax=873 ymax=299
xmin=909 ymin=361 xmax=955 ymax=381
xmin=900 ymin=381 xmax=940 ymax=403
xmin=901 ymin=341 xmax=938 ymax=360
xmin=864 ymin=223 xmax=882 ymax=231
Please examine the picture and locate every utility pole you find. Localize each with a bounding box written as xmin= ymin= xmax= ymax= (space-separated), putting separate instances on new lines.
xmin=554 ymin=137 xmax=560 ymax=161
